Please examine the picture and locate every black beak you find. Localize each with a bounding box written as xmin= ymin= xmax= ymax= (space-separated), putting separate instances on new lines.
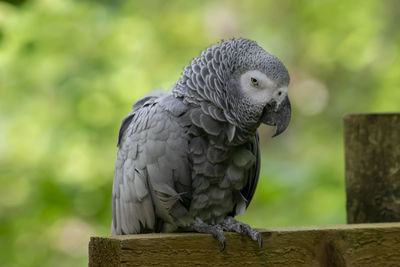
xmin=260 ymin=96 xmax=291 ymax=137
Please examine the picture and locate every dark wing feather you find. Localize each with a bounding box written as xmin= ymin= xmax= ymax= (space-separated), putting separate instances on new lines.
xmin=117 ymin=95 xmax=160 ymax=147
xmin=240 ymin=132 xmax=261 ymax=207
xmin=117 ymin=113 xmax=135 ymax=147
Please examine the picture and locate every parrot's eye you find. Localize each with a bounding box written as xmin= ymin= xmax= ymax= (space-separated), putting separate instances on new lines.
xmin=250 ymin=77 xmax=259 ymax=87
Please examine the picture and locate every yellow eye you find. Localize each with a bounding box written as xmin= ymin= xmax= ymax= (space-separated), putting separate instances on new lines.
xmin=251 ymin=77 xmax=259 ymax=87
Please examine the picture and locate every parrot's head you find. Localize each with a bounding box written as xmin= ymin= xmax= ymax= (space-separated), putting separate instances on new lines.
xmin=232 ymin=40 xmax=291 ymax=137
xmin=174 ymin=38 xmax=291 ymax=139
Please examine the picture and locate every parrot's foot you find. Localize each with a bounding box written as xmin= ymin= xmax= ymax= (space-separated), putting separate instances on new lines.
xmin=221 ymin=216 xmax=262 ymax=248
xmin=189 ymin=218 xmax=226 ymax=251
xmin=188 ymin=217 xmax=262 ymax=251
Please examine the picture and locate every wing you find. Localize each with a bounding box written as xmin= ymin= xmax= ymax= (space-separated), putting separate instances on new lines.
xmin=230 ymin=132 xmax=260 ymax=217
xmin=241 ymin=132 xmax=261 ymax=207
xmin=111 ymin=95 xmax=191 ymax=235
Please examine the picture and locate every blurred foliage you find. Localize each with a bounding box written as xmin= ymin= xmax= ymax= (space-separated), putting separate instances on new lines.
xmin=0 ymin=0 xmax=399 ymax=266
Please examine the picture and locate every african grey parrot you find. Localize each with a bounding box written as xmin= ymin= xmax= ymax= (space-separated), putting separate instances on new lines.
xmin=111 ymin=38 xmax=291 ymax=251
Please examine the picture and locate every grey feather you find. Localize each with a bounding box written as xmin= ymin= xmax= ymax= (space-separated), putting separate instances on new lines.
xmin=134 ymin=169 xmax=148 ymax=201
xmin=226 ymin=164 xmax=244 ymax=183
xmin=199 ymin=114 xmax=221 ymax=136
xmin=226 ymin=124 xmax=236 ymax=142
xmin=234 ymin=192 xmax=247 ymax=216
xmin=233 ymin=149 xmax=257 ymax=169
xmin=189 ymin=109 xmax=202 ymax=128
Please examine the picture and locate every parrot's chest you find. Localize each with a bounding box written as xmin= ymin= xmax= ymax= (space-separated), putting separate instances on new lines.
xmin=188 ymin=137 xmax=254 ymax=224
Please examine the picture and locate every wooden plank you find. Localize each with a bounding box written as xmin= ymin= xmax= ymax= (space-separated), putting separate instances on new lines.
xmin=344 ymin=113 xmax=400 ymax=223
xmin=89 ymin=223 xmax=400 ymax=266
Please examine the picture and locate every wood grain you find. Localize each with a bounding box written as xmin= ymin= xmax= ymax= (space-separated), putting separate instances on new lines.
xmin=344 ymin=113 xmax=400 ymax=223
xmin=89 ymin=223 xmax=400 ymax=266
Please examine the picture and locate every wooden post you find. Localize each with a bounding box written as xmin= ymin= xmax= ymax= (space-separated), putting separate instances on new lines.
xmin=344 ymin=113 xmax=400 ymax=223
xmin=89 ymin=223 xmax=400 ymax=266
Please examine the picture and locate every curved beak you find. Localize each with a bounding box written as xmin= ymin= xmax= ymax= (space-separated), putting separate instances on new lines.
xmin=260 ymin=96 xmax=291 ymax=137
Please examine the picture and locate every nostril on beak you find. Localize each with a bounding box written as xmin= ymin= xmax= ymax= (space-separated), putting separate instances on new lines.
xmin=276 ymin=87 xmax=288 ymax=99
xmin=267 ymin=101 xmax=277 ymax=109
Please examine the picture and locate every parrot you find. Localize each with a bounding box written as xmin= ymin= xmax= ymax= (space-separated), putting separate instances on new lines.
xmin=111 ymin=38 xmax=291 ymax=251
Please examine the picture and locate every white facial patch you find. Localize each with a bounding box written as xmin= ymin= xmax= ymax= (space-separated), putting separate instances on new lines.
xmin=239 ymin=70 xmax=288 ymax=106
xmin=239 ymin=70 xmax=276 ymax=104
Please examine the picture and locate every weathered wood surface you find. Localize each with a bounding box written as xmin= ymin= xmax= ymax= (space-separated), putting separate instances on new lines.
xmin=89 ymin=223 xmax=400 ymax=266
xmin=344 ymin=113 xmax=400 ymax=223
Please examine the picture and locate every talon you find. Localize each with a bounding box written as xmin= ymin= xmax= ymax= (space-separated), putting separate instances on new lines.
xmin=220 ymin=240 xmax=226 ymax=252
xmin=257 ymin=234 xmax=263 ymax=248
xmin=220 ymin=217 xmax=263 ymax=249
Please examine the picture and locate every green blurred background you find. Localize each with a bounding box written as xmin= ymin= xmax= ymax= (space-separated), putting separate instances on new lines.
xmin=0 ymin=0 xmax=399 ymax=266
